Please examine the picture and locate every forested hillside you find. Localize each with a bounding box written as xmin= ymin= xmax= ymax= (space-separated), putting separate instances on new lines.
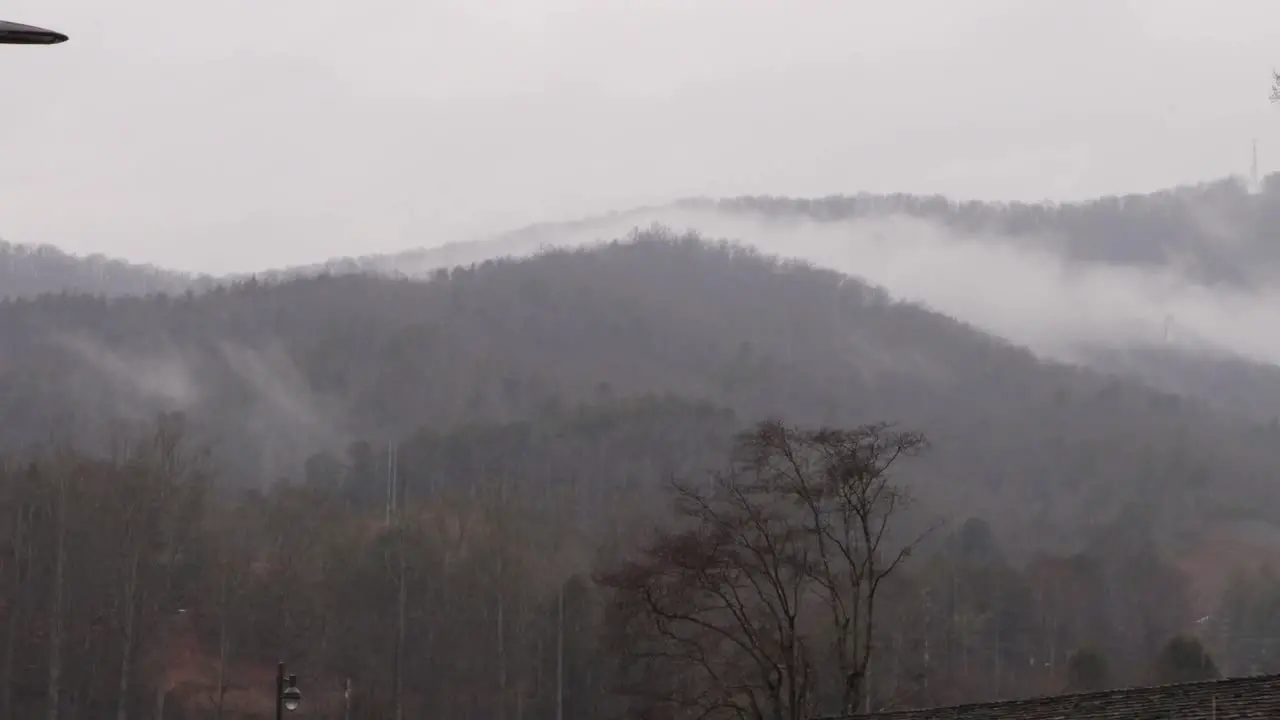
xmin=17 ymin=180 xmax=1280 ymax=428
xmin=0 ymin=206 xmax=662 ymax=300
xmin=1 ymin=230 xmax=1275 ymax=548
xmin=3 ymin=229 xmax=1280 ymax=716
xmin=10 ymin=176 xmax=1280 ymax=299
xmin=705 ymin=174 xmax=1280 ymax=288
xmin=11 ymin=177 xmax=1280 ymax=428
xmin=1 ymin=406 xmax=1267 ymax=717
xmin=1081 ymin=345 xmax=1280 ymax=423
xmin=0 ymin=240 xmax=201 ymax=299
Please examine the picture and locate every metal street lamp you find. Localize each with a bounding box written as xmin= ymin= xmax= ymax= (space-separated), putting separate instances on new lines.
xmin=276 ymin=662 xmax=303 ymax=718
xmin=0 ymin=19 xmax=68 ymax=45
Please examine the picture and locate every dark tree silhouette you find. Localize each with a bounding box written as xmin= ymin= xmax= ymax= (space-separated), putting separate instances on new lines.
xmin=1154 ymin=635 xmax=1220 ymax=685
xmin=598 ymin=419 xmax=928 ymax=719
xmin=1065 ymin=647 xmax=1111 ymax=692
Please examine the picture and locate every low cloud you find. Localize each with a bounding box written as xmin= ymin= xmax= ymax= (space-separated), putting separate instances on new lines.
xmin=49 ymin=331 xmax=347 ymax=483
xmin=405 ymin=206 xmax=1280 ymax=368
xmin=53 ymin=333 xmax=202 ymax=412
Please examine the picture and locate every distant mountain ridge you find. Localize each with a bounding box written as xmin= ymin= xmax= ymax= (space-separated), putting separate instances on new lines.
xmin=343 ymin=173 xmax=1280 ymax=289
xmin=7 ymin=174 xmax=1278 ymax=299
xmin=0 ymin=204 xmax=675 ymax=300
xmin=7 ymin=179 xmax=1280 ymax=427
xmin=0 ymin=239 xmax=204 ymax=298
xmin=1 ymin=231 xmax=1278 ymax=557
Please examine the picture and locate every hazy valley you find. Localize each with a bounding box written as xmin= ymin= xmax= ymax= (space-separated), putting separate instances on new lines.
xmin=4 ymin=178 xmax=1280 ymax=716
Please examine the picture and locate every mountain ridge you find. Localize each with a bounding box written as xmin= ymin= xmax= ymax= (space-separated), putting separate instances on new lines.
xmin=1 ymin=230 xmax=1276 ymax=556
xmin=8 ymin=178 xmax=1280 ymax=427
xmin=9 ymin=173 xmax=1278 ymax=298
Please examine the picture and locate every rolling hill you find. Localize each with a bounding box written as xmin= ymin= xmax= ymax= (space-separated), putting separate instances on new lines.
xmin=0 ymin=239 xmax=202 ymax=298
xmin=7 ymin=225 xmax=1280 ymax=716
xmin=9 ymin=174 xmax=1280 ymax=298
xmin=1 ymin=229 xmax=1277 ymax=555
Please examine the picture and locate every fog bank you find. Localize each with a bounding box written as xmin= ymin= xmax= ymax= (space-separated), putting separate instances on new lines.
xmin=429 ymin=208 xmax=1280 ymax=368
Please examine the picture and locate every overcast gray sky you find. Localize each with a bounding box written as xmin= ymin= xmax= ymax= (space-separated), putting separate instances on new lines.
xmin=2 ymin=0 xmax=1277 ymax=273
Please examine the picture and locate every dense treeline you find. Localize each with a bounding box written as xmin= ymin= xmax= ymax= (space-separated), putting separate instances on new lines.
xmin=702 ymin=173 xmax=1280 ymax=287
xmin=0 ymin=404 xmax=1242 ymax=718
xmin=1079 ymin=345 xmax=1280 ymax=425
xmin=7 ymin=175 xmax=1280 ymax=300
xmin=0 ymin=241 xmax=199 ymax=300
xmin=2 ymin=233 xmax=1278 ymax=556
xmin=3 ymin=230 xmax=1280 ymax=716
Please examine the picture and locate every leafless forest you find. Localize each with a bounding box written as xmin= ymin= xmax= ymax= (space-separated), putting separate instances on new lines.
xmin=1 ymin=189 xmax=1278 ymax=717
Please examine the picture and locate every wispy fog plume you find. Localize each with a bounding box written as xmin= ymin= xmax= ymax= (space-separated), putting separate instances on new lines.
xmin=53 ymin=333 xmax=202 ymax=413
xmin=429 ymin=208 xmax=1280 ymax=368
xmin=48 ymin=331 xmax=346 ymax=482
xmin=217 ymin=340 xmax=344 ymax=445
xmin=214 ymin=340 xmax=346 ymax=481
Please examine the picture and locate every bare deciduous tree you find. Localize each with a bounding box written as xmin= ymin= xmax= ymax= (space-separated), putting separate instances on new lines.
xmin=599 ymin=419 xmax=929 ymax=720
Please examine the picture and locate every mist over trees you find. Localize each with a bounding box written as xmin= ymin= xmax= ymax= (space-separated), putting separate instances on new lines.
xmin=0 ymin=406 xmax=1238 ymax=717
xmin=3 ymin=233 xmax=1278 ymax=546
xmin=703 ymin=175 xmax=1280 ymax=288
xmin=0 ymin=219 xmax=1276 ymax=715
xmin=9 ymin=174 xmax=1280 ymax=300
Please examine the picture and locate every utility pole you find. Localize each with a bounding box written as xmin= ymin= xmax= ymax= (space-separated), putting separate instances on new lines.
xmin=274 ymin=662 xmax=301 ymax=718
xmin=275 ymin=662 xmax=284 ymax=720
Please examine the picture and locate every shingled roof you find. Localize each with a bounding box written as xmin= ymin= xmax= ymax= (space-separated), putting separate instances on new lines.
xmin=840 ymin=673 xmax=1280 ymax=720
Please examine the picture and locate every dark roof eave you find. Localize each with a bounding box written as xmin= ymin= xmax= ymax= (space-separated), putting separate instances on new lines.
xmin=834 ymin=673 xmax=1280 ymax=720
xmin=0 ymin=20 xmax=69 ymax=45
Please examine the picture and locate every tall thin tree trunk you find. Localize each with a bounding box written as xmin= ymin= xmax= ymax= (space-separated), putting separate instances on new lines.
xmin=84 ymin=646 xmax=101 ymax=720
xmin=81 ymin=630 xmax=101 ymax=720
xmin=392 ymin=444 xmax=406 ymax=720
xmin=2 ymin=503 xmax=27 ymax=718
xmin=497 ymin=560 xmax=507 ymax=720
xmin=46 ymin=473 xmax=67 ymax=720
xmin=556 ymin=583 xmax=564 ymax=720
xmin=1 ymin=580 xmax=15 ymax=720
xmin=116 ymin=546 xmax=141 ymax=720
xmin=865 ymin=654 xmax=873 ymax=714
xmin=215 ymin=572 xmax=229 ymax=720
xmin=993 ymin=615 xmax=1003 ymax=697
xmin=393 ymin=522 xmax=406 ymax=720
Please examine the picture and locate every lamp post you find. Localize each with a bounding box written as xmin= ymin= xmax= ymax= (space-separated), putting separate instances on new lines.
xmin=276 ymin=662 xmax=303 ymax=719
xmin=0 ymin=19 xmax=68 ymax=45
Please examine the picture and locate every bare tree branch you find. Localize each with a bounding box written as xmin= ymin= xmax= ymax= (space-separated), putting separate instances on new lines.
xmin=599 ymin=419 xmax=929 ymax=719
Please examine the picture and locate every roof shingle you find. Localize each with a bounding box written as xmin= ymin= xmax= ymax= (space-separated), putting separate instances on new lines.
xmin=837 ymin=674 xmax=1280 ymax=720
